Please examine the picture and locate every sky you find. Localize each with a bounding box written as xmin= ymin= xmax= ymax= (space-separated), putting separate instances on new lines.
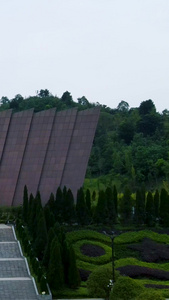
xmin=0 ymin=0 xmax=169 ymax=112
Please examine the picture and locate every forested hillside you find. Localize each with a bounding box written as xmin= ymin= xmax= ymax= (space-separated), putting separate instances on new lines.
xmin=1 ymin=90 xmax=169 ymax=192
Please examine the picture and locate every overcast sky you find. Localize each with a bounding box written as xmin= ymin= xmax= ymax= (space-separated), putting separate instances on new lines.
xmin=0 ymin=0 xmax=169 ymax=112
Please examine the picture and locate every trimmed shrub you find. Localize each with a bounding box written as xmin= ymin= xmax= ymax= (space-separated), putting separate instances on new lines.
xmin=110 ymin=276 xmax=144 ymax=300
xmin=117 ymin=265 xmax=169 ymax=280
xmin=135 ymin=290 xmax=165 ymax=300
xmin=74 ymin=239 xmax=111 ymax=265
xmin=87 ymin=265 xmax=112 ymax=298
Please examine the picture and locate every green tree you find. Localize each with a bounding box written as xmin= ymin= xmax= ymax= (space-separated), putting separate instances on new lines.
xmin=134 ymin=188 xmax=145 ymax=225
xmin=154 ymin=189 xmax=159 ymax=221
xmin=87 ymin=266 xmax=112 ymax=298
xmin=76 ymin=188 xmax=88 ymax=225
xmin=159 ymin=188 xmax=169 ymax=226
xmin=110 ymin=276 xmax=143 ymax=300
xmin=22 ymin=185 xmax=29 ymax=223
xmin=67 ymin=243 xmax=81 ymax=288
xmin=55 ymin=187 xmax=63 ymax=222
xmin=145 ymin=191 xmax=155 ymax=226
xmin=62 ymin=188 xmax=75 ymax=224
xmin=35 ymin=210 xmax=48 ymax=260
xmin=47 ymin=237 xmax=64 ymax=289
xmin=120 ymin=187 xmax=132 ymax=225
xmin=105 ymin=187 xmax=116 ymax=223
xmin=43 ymin=227 xmax=56 ymax=268
xmin=94 ymin=190 xmax=108 ymax=224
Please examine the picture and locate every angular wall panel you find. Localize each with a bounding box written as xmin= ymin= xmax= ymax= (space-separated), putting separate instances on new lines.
xmin=0 ymin=110 xmax=12 ymax=161
xmin=39 ymin=108 xmax=77 ymax=205
xmin=0 ymin=107 xmax=100 ymax=206
xmin=0 ymin=110 xmax=34 ymax=206
xmin=13 ymin=109 xmax=56 ymax=206
xmin=60 ymin=107 xmax=100 ymax=198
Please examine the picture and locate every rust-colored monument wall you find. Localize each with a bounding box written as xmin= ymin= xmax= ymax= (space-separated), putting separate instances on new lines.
xmin=0 ymin=107 xmax=100 ymax=206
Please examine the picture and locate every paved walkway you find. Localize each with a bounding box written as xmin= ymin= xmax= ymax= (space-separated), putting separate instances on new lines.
xmin=0 ymin=224 xmax=39 ymax=299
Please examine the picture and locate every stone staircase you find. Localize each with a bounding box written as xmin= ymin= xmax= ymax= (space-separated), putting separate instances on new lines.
xmin=0 ymin=224 xmax=39 ymax=300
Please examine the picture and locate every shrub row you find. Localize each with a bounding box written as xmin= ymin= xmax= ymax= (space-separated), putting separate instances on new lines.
xmin=128 ymin=238 xmax=169 ymax=262
xmin=117 ymin=265 xmax=169 ymax=280
xmin=115 ymin=257 xmax=169 ymax=272
xmin=116 ymin=230 xmax=169 ymax=245
xmin=73 ymin=239 xmax=112 ymax=265
xmin=66 ymin=230 xmax=110 ymax=245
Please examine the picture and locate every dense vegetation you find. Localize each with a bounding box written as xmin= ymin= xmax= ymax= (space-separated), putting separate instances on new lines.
xmin=1 ymin=89 xmax=169 ymax=299
xmin=1 ymin=90 xmax=169 ymax=191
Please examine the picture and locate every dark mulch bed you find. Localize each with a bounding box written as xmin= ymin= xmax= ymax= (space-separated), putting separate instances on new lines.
xmin=80 ymin=244 xmax=105 ymax=257
xmin=128 ymin=238 xmax=169 ymax=262
xmin=79 ymin=269 xmax=91 ymax=281
xmin=145 ymin=284 xmax=169 ymax=289
xmin=117 ymin=265 xmax=169 ymax=280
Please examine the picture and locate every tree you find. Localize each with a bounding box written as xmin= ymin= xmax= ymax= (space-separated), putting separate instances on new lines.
xmin=43 ymin=227 xmax=56 ymax=268
xmin=76 ymin=188 xmax=88 ymax=225
xmin=159 ymin=188 xmax=169 ymax=226
xmin=61 ymin=91 xmax=73 ymax=106
xmin=87 ymin=266 xmax=112 ymax=298
xmin=110 ymin=276 xmax=143 ymax=300
xmin=62 ymin=188 xmax=75 ymax=224
xmin=77 ymin=96 xmax=90 ymax=107
xmin=154 ymin=189 xmax=159 ymax=221
xmin=47 ymin=237 xmax=64 ymax=289
xmin=139 ymin=99 xmax=156 ymax=115
xmin=67 ymin=244 xmax=81 ymax=288
xmin=85 ymin=189 xmax=92 ymax=222
xmin=145 ymin=191 xmax=155 ymax=226
xmin=134 ymin=188 xmax=145 ymax=225
xmin=94 ymin=190 xmax=108 ymax=224
xmin=38 ymin=89 xmax=50 ymax=98
xmin=118 ymin=120 xmax=135 ymax=144
xmin=55 ymin=187 xmax=63 ymax=222
xmin=22 ymin=185 xmax=29 ymax=223
xmin=105 ymin=187 xmax=116 ymax=223
xmin=35 ymin=210 xmax=48 ymax=260
xmin=117 ymin=100 xmax=129 ymax=112
xmin=120 ymin=187 xmax=132 ymax=225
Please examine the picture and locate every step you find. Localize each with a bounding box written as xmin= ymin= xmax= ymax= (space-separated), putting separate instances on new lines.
xmin=0 ymin=227 xmax=15 ymax=242
xmin=0 ymin=279 xmax=38 ymax=299
xmin=0 ymin=242 xmax=21 ymax=258
xmin=0 ymin=259 xmax=28 ymax=278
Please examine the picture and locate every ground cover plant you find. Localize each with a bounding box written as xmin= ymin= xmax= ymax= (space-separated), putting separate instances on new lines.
xmin=128 ymin=238 xmax=169 ymax=262
xmin=67 ymin=229 xmax=169 ymax=298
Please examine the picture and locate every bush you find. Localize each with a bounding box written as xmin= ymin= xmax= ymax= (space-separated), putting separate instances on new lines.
xmin=87 ymin=265 xmax=112 ymax=298
xmin=135 ymin=290 xmax=165 ymax=300
xmin=117 ymin=265 xmax=169 ymax=280
xmin=110 ymin=276 xmax=144 ymax=300
xmin=74 ymin=239 xmax=112 ymax=265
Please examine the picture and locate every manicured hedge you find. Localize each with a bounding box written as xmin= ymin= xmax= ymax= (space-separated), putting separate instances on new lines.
xmin=117 ymin=265 xmax=169 ymax=280
xmin=115 ymin=257 xmax=169 ymax=272
xmin=73 ymin=239 xmax=112 ymax=265
xmin=66 ymin=230 xmax=110 ymax=245
xmin=116 ymin=230 xmax=169 ymax=245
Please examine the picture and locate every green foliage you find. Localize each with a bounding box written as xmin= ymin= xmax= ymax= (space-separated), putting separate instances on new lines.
xmin=47 ymin=237 xmax=64 ymax=289
xmin=22 ymin=185 xmax=28 ymax=223
xmin=66 ymin=229 xmax=110 ymax=245
xmin=145 ymin=191 xmax=155 ymax=226
xmin=76 ymin=188 xmax=88 ymax=225
xmin=87 ymin=265 xmax=112 ymax=298
xmin=120 ymin=187 xmax=132 ymax=224
xmin=116 ymin=230 xmax=169 ymax=245
xmin=67 ymin=244 xmax=81 ymax=288
xmin=110 ymin=276 xmax=144 ymax=300
xmin=135 ymin=290 xmax=165 ymax=300
xmin=73 ymin=239 xmax=111 ymax=265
